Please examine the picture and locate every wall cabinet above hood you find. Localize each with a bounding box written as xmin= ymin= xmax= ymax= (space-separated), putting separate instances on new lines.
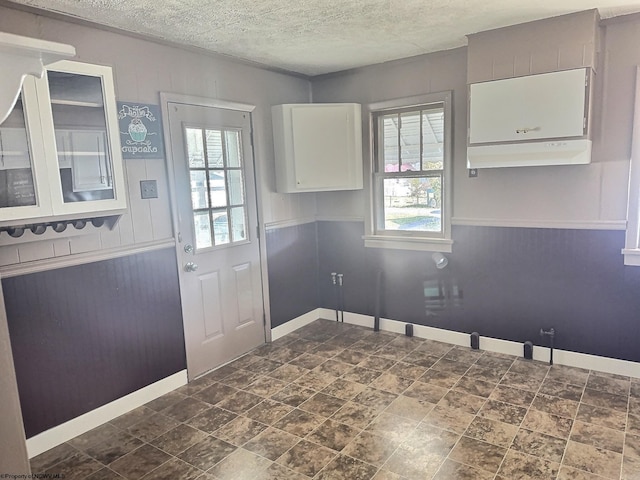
xmin=467 ymin=68 xmax=592 ymax=168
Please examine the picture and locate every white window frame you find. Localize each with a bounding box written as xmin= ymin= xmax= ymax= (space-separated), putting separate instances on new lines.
xmin=623 ymin=66 xmax=640 ymax=266
xmin=364 ymin=92 xmax=453 ymax=252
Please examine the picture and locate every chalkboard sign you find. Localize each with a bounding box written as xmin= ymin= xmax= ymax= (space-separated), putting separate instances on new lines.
xmin=0 ymin=168 xmax=36 ymax=208
xmin=117 ymin=103 xmax=165 ymax=159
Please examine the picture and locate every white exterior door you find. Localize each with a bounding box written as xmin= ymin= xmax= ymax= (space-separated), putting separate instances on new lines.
xmin=167 ymin=101 xmax=265 ymax=379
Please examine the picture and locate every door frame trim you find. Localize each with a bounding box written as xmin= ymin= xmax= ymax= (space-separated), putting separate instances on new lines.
xmin=160 ymin=93 xmax=271 ymax=379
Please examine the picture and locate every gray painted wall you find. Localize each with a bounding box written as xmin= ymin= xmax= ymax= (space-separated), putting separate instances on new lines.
xmin=311 ymin=11 xmax=635 ymax=230
xmin=0 ymin=4 xmax=314 ymax=459
xmin=0 ymin=5 xmax=316 ymax=268
xmin=312 ymin=47 xmax=468 ymax=223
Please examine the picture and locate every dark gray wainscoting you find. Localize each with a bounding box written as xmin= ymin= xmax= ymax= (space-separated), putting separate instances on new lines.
xmin=315 ymin=221 xmax=640 ymax=363
xmin=3 ymin=248 xmax=186 ymax=438
xmin=266 ymin=222 xmax=319 ymax=328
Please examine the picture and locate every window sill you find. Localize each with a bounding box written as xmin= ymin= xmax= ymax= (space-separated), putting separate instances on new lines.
xmin=622 ymin=248 xmax=640 ymax=266
xmin=363 ymin=235 xmax=453 ymax=253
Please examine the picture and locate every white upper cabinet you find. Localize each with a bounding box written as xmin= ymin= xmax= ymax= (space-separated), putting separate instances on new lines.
xmin=469 ymin=68 xmax=590 ymax=145
xmin=0 ymin=60 xmax=126 ymax=227
xmin=272 ymin=103 xmax=363 ymax=193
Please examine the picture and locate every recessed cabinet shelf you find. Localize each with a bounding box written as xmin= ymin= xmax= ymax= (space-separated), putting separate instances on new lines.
xmin=0 ymin=60 xmax=126 ymax=228
xmin=272 ymin=103 xmax=363 ymax=193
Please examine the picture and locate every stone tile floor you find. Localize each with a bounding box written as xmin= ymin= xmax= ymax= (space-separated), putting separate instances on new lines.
xmin=30 ymin=319 xmax=640 ymax=479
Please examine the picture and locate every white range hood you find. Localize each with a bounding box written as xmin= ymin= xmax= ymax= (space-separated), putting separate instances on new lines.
xmin=467 ymin=139 xmax=592 ymax=168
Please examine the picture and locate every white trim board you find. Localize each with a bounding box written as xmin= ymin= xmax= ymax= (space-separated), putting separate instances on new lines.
xmin=0 ymin=239 xmax=176 ymax=279
xmin=271 ymin=310 xmax=319 ymax=341
xmin=276 ymin=308 xmax=640 ymax=379
xmin=451 ymin=217 xmax=627 ymax=230
xmin=26 ymin=370 xmax=188 ymax=458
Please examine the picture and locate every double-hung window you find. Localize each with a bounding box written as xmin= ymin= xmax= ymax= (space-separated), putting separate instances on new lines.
xmin=365 ymin=92 xmax=453 ymax=252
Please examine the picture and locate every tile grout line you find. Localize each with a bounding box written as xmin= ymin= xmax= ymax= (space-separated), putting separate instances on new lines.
xmin=556 ymin=367 xmax=589 ymax=480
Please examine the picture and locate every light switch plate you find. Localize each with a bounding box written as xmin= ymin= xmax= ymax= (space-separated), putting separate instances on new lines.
xmin=140 ymin=180 xmax=158 ymax=199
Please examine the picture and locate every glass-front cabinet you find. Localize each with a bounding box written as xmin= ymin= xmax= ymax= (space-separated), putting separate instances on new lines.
xmin=0 ymin=60 xmax=126 ymax=227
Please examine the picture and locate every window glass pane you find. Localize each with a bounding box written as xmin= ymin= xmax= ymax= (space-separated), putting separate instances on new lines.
xmin=399 ymin=112 xmax=421 ymax=171
xmin=382 ymin=176 xmax=442 ymax=232
xmin=194 ymin=211 xmax=212 ymax=249
xmin=186 ymin=127 xmax=249 ymax=249
xmin=212 ymin=211 xmax=230 ymax=245
xmin=206 ymin=130 xmax=223 ymax=167
xmin=0 ymin=94 xmax=37 ymax=208
xmin=422 ymin=108 xmax=444 ymax=170
xmin=228 ymin=170 xmax=244 ymax=206
xmin=209 ymin=171 xmax=226 ymax=207
xmin=49 ymin=71 xmax=115 ymax=203
xmin=382 ymin=115 xmax=400 ymax=172
xmin=185 ymin=128 xmax=204 ymax=167
xmin=190 ymin=170 xmax=208 ymax=209
xmin=230 ymin=206 xmax=247 ymax=242
xmin=225 ymin=131 xmax=241 ymax=168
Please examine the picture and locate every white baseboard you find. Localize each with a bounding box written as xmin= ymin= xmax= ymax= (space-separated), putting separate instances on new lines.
xmin=271 ymin=310 xmax=320 ymax=341
xmin=26 ymin=370 xmax=188 ymax=458
xmin=280 ymin=308 xmax=640 ymax=379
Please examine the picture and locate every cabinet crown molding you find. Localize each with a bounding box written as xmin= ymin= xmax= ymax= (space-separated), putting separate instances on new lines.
xmin=0 ymin=32 xmax=75 ymax=124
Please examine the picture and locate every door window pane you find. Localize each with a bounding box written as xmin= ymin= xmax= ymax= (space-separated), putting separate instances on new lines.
xmin=190 ymin=170 xmax=208 ymax=209
xmin=228 ymin=170 xmax=244 ymax=206
xmin=212 ymin=211 xmax=230 ymax=245
xmin=225 ymin=131 xmax=241 ymax=167
xmin=209 ymin=171 xmax=227 ymax=208
xmin=230 ymin=206 xmax=247 ymax=242
xmin=194 ymin=211 xmax=212 ymax=249
xmin=184 ymin=126 xmax=249 ymax=249
xmin=206 ymin=130 xmax=223 ymax=167
xmin=0 ymin=94 xmax=37 ymax=208
xmin=185 ymin=128 xmax=205 ymax=167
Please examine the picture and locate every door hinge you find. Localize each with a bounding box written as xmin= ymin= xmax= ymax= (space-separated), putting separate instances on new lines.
xmin=263 ymin=313 xmax=266 ymax=326
xmin=256 ymin=225 xmax=260 ymax=240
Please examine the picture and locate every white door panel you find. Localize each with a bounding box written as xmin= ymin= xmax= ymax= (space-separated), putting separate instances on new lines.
xmin=167 ymin=102 xmax=265 ymax=379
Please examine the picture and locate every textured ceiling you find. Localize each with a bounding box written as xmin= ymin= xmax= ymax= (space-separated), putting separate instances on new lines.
xmin=6 ymin=0 xmax=640 ymax=76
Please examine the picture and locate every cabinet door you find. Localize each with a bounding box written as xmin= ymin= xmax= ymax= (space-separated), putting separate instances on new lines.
xmin=69 ymin=130 xmax=111 ymax=192
xmin=37 ymin=60 xmax=126 ymax=215
xmin=291 ymin=104 xmax=361 ymax=191
xmin=0 ymin=128 xmax=31 ymax=170
xmin=469 ymin=68 xmax=588 ymax=145
xmin=0 ymin=79 xmax=53 ymax=223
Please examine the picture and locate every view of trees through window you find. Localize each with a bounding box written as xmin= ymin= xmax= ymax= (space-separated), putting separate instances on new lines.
xmin=375 ymin=105 xmax=445 ymax=234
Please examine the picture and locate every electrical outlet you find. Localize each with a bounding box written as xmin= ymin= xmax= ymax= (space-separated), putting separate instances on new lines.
xmin=468 ymin=168 xmax=478 ymax=178
xmin=140 ymin=180 xmax=158 ymax=199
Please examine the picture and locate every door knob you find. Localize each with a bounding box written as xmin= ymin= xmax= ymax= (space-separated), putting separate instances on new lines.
xmin=184 ymin=262 xmax=198 ymax=272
